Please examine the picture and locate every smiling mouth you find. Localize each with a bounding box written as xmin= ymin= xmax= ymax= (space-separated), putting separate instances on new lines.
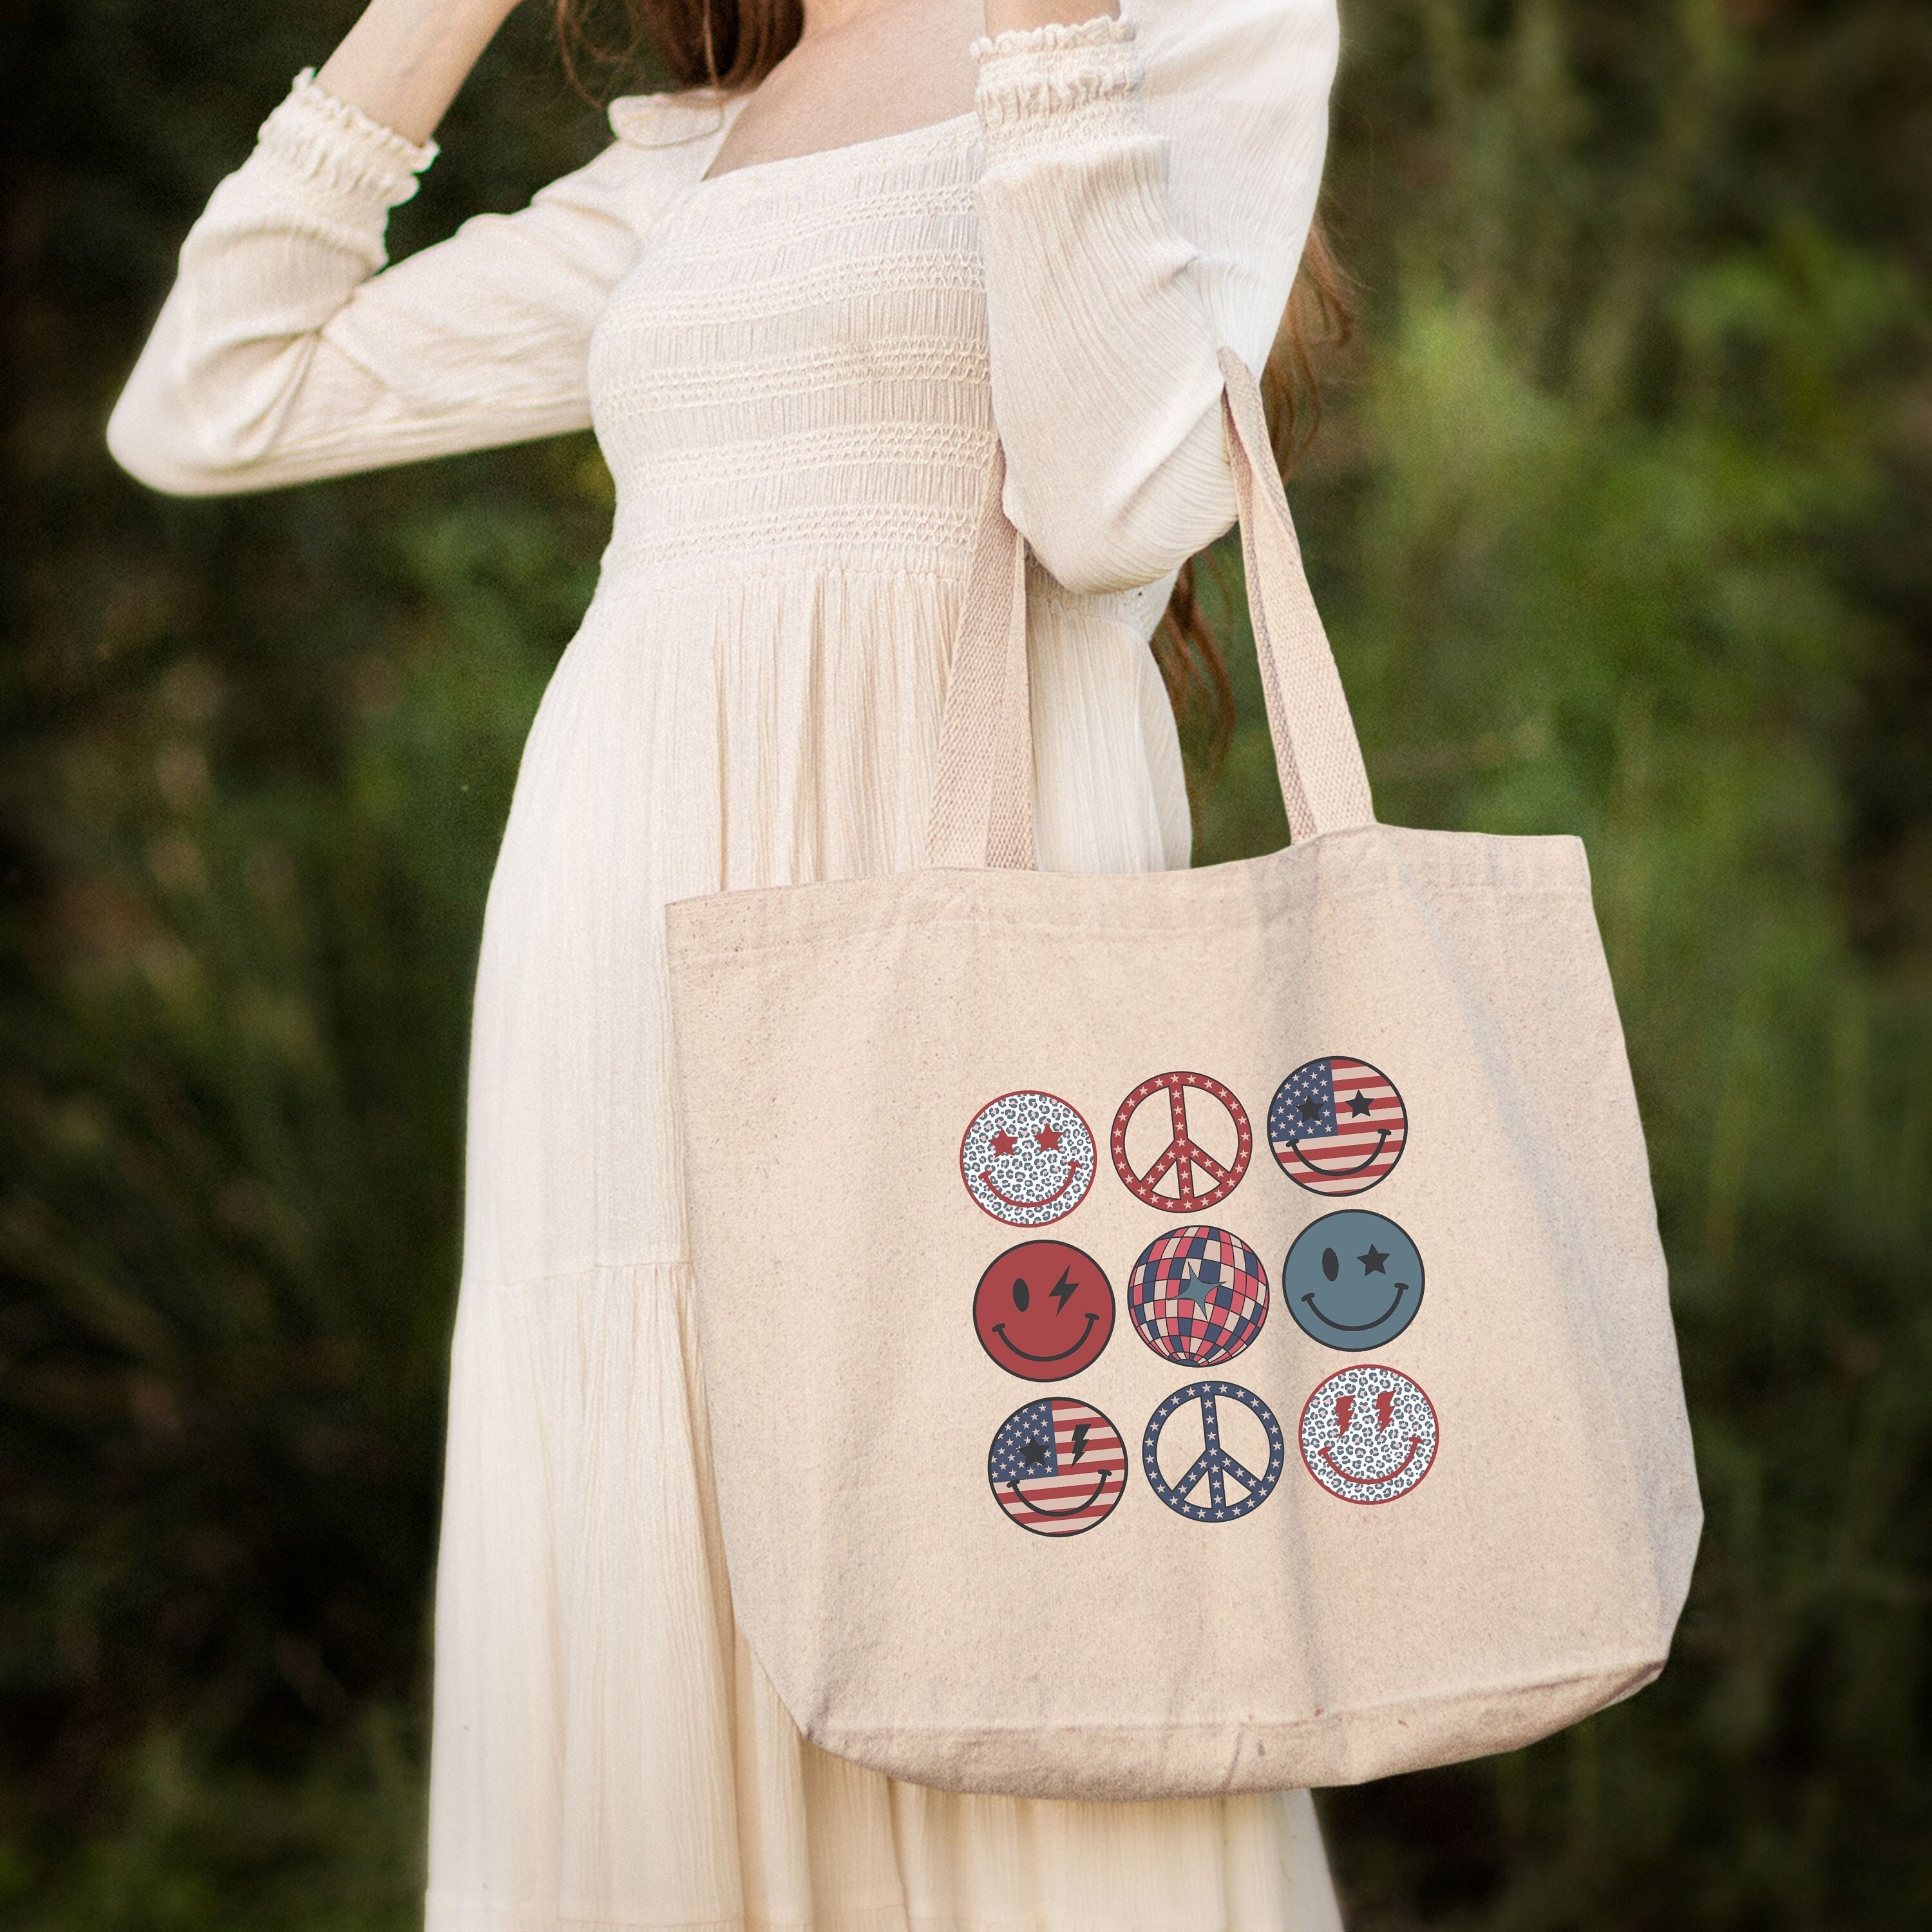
xmin=991 ymin=1313 xmax=1099 ymax=1361
xmin=1301 ymin=1284 xmax=1411 ymax=1332
xmin=979 ymin=1158 xmax=1083 ymax=1211
xmin=1286 ymin=1128 xmax=1391 ymax=1178
xmin=1006 ymin=1470 xmax=1113 ymax=1517
xmin=1321 ymin=1436 xmax=1423 ymax=1486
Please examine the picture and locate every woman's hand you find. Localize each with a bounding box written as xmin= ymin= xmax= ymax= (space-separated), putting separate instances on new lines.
xmin=981 ymin=1 xmax=1120 ymax=35
xmin=316 ymin=0 xmax=526 ymax=145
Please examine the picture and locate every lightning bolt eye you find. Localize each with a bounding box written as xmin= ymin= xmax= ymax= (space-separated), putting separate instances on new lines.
xmin=1049 ymin=1267 xmax=1078 ymax=1312
xmin=1070 ymin=1421 xmax=1092 ymax=1463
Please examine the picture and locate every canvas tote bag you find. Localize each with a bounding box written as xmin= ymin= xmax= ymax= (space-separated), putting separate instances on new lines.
xmin=665 ymin=348 xmax=1701 ymax=1803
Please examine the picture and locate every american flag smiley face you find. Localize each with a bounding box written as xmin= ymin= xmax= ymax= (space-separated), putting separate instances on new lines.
xmin=973 ymin=1240 xmax=1115 ymax=1381
xmin=960 ymin=1091 xmax=1095 ymax=1227
xmin=1298 ymin=1365 xmax=1439 ymax=1504
xmin=987 ymin=1398 xmax=1127 ymax=1536
xmin=1268 ymin=1056 xmax=1408 ymax=1195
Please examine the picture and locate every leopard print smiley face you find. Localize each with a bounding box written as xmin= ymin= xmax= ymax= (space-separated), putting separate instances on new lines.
xmin=1299 ymin=1365 xmax=1439 ymax=1505
xmin=960 ymin=1091 xmax=1095 ymax=1227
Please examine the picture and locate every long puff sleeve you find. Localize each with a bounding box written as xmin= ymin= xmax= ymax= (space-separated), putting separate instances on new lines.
xmin=108 ymin=74 xmax=732 ymax=496
xmin=972 ymin=0 xmax=1338 ymax=594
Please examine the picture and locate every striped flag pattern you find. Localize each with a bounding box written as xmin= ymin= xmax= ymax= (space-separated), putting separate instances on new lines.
xmin=987 ymin=1398 xmax=1127 ymax=1537
xmin=1267 ymin=1055 xmax=1408 ymax=1196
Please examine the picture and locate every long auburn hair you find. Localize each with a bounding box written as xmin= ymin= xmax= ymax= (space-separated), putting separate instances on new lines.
xmin=559 ymin=0 xmax=1354 ymax=786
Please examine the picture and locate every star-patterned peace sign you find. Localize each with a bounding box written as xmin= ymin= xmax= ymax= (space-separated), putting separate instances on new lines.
xmin=1111 ymin=1071 xmax=1252 ymax=1211
xmin=1141 ymin=1381 xmax=1285 ymax=1522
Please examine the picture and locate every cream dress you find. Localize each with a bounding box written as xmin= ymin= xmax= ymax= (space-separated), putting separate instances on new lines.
xmin=109 ymin=5 xmax=1346 ymax=1926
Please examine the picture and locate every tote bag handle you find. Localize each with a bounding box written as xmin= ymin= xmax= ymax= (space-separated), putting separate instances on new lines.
xmin=924 ymin=346 xmax=1376 ymax=871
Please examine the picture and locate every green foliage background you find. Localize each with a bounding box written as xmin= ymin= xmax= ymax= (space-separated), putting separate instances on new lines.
xmin=3 ymin=1 xmax=1929 ymax=1925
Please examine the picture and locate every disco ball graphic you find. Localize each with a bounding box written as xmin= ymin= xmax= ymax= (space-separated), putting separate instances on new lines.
xmin=1126 ymin=1225 xmax=1270 ymax=1367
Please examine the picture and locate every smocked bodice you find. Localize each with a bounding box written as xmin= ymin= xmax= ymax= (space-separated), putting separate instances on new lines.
xmin=591 ymin=118 xmax=994 ymax=589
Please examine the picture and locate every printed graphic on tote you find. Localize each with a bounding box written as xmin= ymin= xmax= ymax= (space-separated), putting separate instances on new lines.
xmin=1299 ymin=1365 xmax=1439 ymax=1504
xmin=1127 ymin=1226 xmax=1269 ymax=1367
xmin=1282 ymin=1210 xmax=1425 ymax=1351
xmin=1267 ymin=1056 xmax=1407 ymax=1195
xmin=973 ymin=1240 xmax=1115 ymax=1381
xmin=987 ymin=1398 xmax=1127 ymax=1536
xmin=1110 ymin=1071 xmax=1253 ymax=1211
xmin=960 ymin=1092 xmax=1095 ymax=1226
xmin=1141 ymin=1381 xmax=1285 ymax=1522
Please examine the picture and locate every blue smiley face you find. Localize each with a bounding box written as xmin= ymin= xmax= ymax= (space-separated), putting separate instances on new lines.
xmin=1283 ymin=1210 xmax=1425 ymax=1351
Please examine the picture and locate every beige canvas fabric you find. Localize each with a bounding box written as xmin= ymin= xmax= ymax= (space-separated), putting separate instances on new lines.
xmin=665 ymin=350 xmax=1701 ymax=1803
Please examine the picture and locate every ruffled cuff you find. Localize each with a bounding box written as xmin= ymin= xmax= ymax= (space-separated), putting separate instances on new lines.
xmin=972 ymin=16 xmax=1146 ymax=164
xmin=253 ymin=69 xmax=439 ymax=223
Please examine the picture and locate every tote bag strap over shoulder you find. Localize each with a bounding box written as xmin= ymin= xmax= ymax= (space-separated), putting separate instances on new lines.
xmin=923 ymin=346 xmax=1376 ymax=871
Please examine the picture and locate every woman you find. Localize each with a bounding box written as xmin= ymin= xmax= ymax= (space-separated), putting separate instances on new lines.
xmin=108 ymin=0 xmax=1347 ymax=1926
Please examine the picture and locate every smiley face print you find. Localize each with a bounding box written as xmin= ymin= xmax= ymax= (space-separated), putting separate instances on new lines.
xmin=973 ymin=1240 xmax=1115 ymax=1381
xmin=1127 ymin=1226 xmax=1269 ymax=1367
xmin=987 ymin=1398 xmax=1127 ymax=1536
xmin=961 ymin=1091 xmax=1096 ymax=1227
xmin=1268 ymin=1056 xmax=1407 ymax=1195
xmin=1299 ymin=1365 xmax=1439 ymax=1504
xmin=1283 ymin=1210 xmax=1425 ymax=1351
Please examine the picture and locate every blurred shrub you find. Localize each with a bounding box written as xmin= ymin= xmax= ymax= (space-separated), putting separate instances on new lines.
xmin=2 ymin=0 xmax=619 ymax=1914
xmin=0 ymin=455 xmax=614 ymax=1924
xmin=1197 ymin=4 xmax=1932 ymax=1924
xmin=1 ymin=0 xmax=1929 ymax=1927
xmin=1203 ymin=261 xmax=1932 ymax=1925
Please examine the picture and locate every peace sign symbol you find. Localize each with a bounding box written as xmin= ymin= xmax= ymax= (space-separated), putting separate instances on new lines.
xmin=1111 ymin=1072 xmax=1252 ymax=1211
xmin=1142 ymin=1381 xmax=1285 ymax=1522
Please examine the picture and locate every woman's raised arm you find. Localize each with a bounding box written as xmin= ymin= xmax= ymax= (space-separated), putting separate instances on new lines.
xmin=972 ymin=0 xmax=1337 ymax=594
xmin=107 ymin=1 xmax=730 ymax=496
xmin=314 ymin=0 xmax=521 ymax=144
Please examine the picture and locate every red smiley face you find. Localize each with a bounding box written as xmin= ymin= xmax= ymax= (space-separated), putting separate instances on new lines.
xmin=972 ymin=1240 xmax=1115 ymax=1381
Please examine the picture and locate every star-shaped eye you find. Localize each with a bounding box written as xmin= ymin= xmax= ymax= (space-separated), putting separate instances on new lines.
xmin=1298 ymin=1096 xmax=1322 ymax=1123
xmin=1359 ymin=1245 xmax=1389 ymax=1274
xmin=1021 ymin=1437 xmax=1047 ymax=1466
xmin=1034 ymin=1124 xmax=1062 ymax=1152
xmin=990 ymin=1129 xmax=1018 ymax=1157
xmin=1347 ymin=1090 xmax=1373 ymax=1117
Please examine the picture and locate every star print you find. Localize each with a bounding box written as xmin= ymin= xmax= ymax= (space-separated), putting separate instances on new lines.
xmin=1034 ymin=1124 xmax=1062 ymax=1153
xmin=1298 ymin=1096 xmax=1322 ymax=1124
xmin=1347 ymin=1090 xmax=1373 ymax=1117
xmin=1359 ymin=1245 xmax=1389 ymax=1274
xmin=990 ymin=1129 xmax=1018 ymax=1157
xmin=1174 ymin=1265 xmax=1213 ymax=1309
xmin=1021 ymin=1437 xmax=1047 ymax=1466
